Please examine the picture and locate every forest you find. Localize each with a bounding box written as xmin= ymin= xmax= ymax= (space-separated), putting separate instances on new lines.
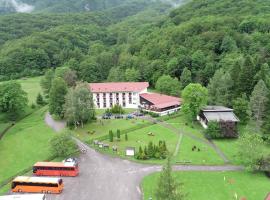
xmin=0 ymin=0 xmax=270 ymax=137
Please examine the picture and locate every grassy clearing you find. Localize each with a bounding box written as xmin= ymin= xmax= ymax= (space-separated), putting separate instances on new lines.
xmin=73 ymin=118 xmax=148 ymax=142
xmin=142 ymin=171 xmax=270 ymax=200
xmin=0 ymin=107 xmax=55 ymax=182
xmin=98 ymin=124 xmax=179 ymax=164
xmin=166 ymin=115 xmax=205 ymax=139
xmin=174 ymin=136 xmax=224 ymax=165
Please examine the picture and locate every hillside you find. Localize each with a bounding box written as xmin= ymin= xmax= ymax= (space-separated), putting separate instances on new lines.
xmin=0 ymin=0 xmax=182 ymax=14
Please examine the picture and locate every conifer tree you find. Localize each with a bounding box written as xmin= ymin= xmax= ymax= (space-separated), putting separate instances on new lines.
xmin=250 ymin=80 xmax=269 ymax=130
xmin=155 ymin=157 xmax=185 ymax=200
xmin=238 ymin=56 xmax=256 ymax=96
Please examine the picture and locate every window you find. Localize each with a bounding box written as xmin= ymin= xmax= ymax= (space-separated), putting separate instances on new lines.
xmin=103 ymin=102 xmax=107 ymax=108
xmin=123 ymin=102 xmax=126 ymax=107
xmin=97 ymin=103 xmax=100 ymax=108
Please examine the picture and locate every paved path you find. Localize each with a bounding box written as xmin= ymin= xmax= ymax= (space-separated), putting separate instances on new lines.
xmin=45 ymin=113 xmax=66 ymax=132
xmin=44 ymin=114 xmax=243 ymax=200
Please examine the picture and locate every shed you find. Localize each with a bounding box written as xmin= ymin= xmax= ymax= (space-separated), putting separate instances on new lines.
xmin=198 ymin=106 xmax=240 ymax=138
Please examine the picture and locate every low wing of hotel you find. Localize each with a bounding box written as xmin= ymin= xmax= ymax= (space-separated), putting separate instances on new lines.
xmin=89 ymin=82 xmax=181 ymax=116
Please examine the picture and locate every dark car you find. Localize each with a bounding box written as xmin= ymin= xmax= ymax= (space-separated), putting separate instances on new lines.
xmin=114 ymin=114 xmax=124 ymax=119
xmin=126 ymin=114 xmax=134 ymax=119
xmin=133 ymin=112 xmax=144 ymax=117
xmin=102 ymin=114 xmax=111 ymax=119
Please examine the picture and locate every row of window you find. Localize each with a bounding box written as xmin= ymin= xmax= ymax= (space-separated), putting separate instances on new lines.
xmin=12 ymin=182 xmax=59 ymax=189
xmin=33 ymin=167 xmax=75 ymax=171
xmin=96 ymin=92 xmax=134 ymax=98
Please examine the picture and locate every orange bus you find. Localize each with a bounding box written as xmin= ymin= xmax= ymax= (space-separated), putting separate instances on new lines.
xmin=33 ymin=161 xmax=79 ymax=177
xmin=11 ymin=176 xmax=63 ymax=194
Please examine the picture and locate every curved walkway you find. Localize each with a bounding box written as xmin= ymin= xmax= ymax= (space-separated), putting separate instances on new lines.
xmin=45 ymin=112 xmax=66 ymax=132
xmin=45 ymin=114 xmax=243 ymax=200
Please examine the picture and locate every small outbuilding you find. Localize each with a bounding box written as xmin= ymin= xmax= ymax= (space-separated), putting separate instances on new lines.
xmin=125 ymin=147 xmax=135 ymax=156
xmin=198 ymin=106 xmax=240 ymax=138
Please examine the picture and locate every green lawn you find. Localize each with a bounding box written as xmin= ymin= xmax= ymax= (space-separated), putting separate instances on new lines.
xmin=98 ymin=124 xmax=179 ymax=164
xmin=0 ymin=107 xmax=55 ymax=183
xmin=15 ymin=76 xmax=43 ymax=105
xmin=74 ymin=118 xmax=149 ymax=142
xmin=166 ymin=115 xmax=206 ymax=139
xmin=174 ymin=136 xmax=224 ymax=165
xmin=142 ymin=171 xmax=270 ymax=200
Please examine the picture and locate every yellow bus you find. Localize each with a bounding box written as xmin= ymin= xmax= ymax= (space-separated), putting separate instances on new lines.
xmin=11 ymin=176 xmax=63 ymax=194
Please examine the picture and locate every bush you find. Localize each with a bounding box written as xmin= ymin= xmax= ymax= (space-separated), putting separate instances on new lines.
xmin=110 ymin=105 xmax=124 ymax=114
xmin=109 ymin=130 xmax=113 ymax=142
xmin=205 ymin=121 xmax=221 ymax=139
xmin=50 ymin=133 xmax=77 ymax=157
xmin=136 ymin=141 xmax=168 ymax=160
xmin=117 ymin=129 xmax=121 ymax=140
xmin=36 ymin=93 xmax=46 ymax=106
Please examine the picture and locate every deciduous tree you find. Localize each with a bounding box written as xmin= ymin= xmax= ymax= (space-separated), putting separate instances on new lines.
xmin=182 ymin=83 xmax=208 ymax=121
xmin=49 ymin=77 xmax=68 ymax=118
xmin=0 ymin=81 xmax=28 ymax=119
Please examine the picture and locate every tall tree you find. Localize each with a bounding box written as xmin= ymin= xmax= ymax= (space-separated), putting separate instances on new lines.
xmin=180 ymin=67 xmax=192 ymax=89
xmin=125 ymin=68 xmax=140 ymax=82
xmin=0 ymin=81 xmax=28 ymax=119
xmin=232 ymin=94 xmax=250 ymax=125
xmin=40 ymin=69 xmax=54 ymax=98
xmin=49 ymin=77 xmax=68 ymax=118
xmin=155 ymin=75 xmax=181 ymax=96
xmin=220 ymin=35 xmax=237 ymax=53
xmin=238 ymin=56 xmax=256 ymax=96
xmin=64 ymin=83 xmax=95 ymax=128
xmin=182 ymin=83 xmax=208 ymax=121
xmin=155 ymin=156 xmax=185 ymax=200
xmin=250 ymin=80 xmax=269 ymax=130
xmin=207 ymin=68 xmax=233 ymax=106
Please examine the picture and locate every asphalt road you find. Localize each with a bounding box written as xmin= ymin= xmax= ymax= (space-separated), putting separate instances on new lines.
xmin=46 ymin=140 xmax=161 ymax=200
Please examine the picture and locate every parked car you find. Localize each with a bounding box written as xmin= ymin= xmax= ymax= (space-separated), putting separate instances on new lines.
xmin=114 ymin=114 xmax=124 ymax=119
xmin=133 ymin=112 xmax=144 ymax=117
xmin=63 ymin=157 xmax=78 ymax=165
xmin=126 ymin=114 xmax=134 ymax=119
xmin=102 ymin=114 xmax=111 ymax=119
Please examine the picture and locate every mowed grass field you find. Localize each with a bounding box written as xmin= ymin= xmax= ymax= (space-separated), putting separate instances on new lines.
xmin=0 ymin=107 xmax=55 ymax=182
xmin=142 ymin=171 xmax=270 ymax=200
xmin=74 ymin=118 xmax=149 ymax=142
xmin=174 ymin=136 xmax=224 ymax=165
xmin=101 ymin=124 xmax=179 ymax=164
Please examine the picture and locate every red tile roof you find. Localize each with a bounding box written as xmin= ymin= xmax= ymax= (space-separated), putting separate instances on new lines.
xmin=140 ymin=93 xmax=181 ymax=109
xmin=89 ymin=82 xmax=149 ymax=93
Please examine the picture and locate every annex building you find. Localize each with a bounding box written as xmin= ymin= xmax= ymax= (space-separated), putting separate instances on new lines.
xmin=89 ymin=82 xmax=181 ymax=115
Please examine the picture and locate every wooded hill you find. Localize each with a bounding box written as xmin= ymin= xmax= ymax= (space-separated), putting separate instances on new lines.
xmin=0 ymin=0 xmax=270 ymax=136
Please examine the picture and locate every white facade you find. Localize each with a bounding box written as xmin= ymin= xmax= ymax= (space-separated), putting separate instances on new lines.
xmin=93 ymin=88 xmax=147 ymax=109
